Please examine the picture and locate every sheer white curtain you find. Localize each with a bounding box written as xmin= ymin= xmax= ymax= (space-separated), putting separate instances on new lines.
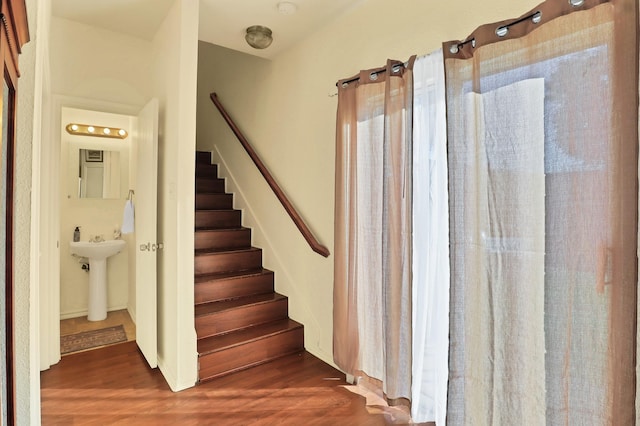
xmin=448 ymin=79 xmax=547 ymax=424
xmin=445 ymin=1 xmax=638 ymax=423
xmin=411 ymin=50 xmax=449 ymax=425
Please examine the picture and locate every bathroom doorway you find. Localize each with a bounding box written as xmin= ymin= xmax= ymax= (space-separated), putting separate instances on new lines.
xmin=40 ymin=96 xmax=158 ymax=369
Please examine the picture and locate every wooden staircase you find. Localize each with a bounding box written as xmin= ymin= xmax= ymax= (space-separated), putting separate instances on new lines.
xmin=194 ymin=151 xmax=304 ymax=382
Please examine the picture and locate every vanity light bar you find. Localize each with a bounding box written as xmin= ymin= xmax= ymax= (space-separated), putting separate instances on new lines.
xmin=65 ymin=123 xmax=128 ymax=139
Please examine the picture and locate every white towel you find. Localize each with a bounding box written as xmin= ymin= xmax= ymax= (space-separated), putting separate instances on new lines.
xmin=121 ymin=199 xmax=135 ymax=234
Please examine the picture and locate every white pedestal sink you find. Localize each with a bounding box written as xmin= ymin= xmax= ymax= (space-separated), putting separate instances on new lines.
xmin=69 ymin=240 xmax=126 ymax=321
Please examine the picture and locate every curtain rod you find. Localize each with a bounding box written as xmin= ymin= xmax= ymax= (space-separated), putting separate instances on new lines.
xmin=336 ymin=61 xmax=410 ymax=88
xmin=444 ymin=0 xmax=607 ymax=58
xmin=450 ymin=10 xmax=542 ymax=54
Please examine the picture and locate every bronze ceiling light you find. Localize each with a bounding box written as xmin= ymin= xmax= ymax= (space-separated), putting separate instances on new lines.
xmin=245 ymin=25 xmax=273 ymax=49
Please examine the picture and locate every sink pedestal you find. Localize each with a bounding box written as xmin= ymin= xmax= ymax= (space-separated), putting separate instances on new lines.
xmin=69 ymin=239 xmax=126 ymax=322
xmin=87 ymin=259 xmax=108 ymax=321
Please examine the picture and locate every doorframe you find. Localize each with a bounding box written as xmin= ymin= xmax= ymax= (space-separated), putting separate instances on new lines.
xmin=40 ymin=95 xmax=141 ymax=369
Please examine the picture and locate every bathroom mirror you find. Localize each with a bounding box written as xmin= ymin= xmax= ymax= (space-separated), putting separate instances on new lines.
xmin=78 ymin=149 xmax=120 ymax=198
xmin=62 ymin=106 xmax=132 ymax=200
xmin=67 ymin=146 xmax=130 ymax=199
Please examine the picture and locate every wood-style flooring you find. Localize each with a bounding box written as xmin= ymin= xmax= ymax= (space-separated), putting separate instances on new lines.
xmin=40 ymin=341 xmax=388 ymax=425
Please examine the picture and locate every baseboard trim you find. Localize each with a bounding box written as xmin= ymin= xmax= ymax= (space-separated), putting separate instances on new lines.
xmin=60 ymin=305 xmax=128 ymax=320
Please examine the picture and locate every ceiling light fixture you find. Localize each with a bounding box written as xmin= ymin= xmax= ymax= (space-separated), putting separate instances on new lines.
xmin=66 ymin=123 xmax=128 ymax=139
xmin=245 ymin=25 xmax=273 ymax=49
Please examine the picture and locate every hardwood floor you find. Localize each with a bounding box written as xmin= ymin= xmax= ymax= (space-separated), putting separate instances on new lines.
xmin=40 ymin=341 xmax=388 ymax=425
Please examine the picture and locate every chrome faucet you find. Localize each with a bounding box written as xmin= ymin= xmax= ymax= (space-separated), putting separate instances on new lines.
xmin=89 ymin=235 xmax=105 ymax=243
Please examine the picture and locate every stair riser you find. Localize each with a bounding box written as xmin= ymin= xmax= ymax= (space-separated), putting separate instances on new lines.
xmin=196 ymin=298 xmax=288 ymax=339
xmin=195 ymin=211 xmax=241 ymax=229
xmin=195 ymin=250 xmax=262 ymax=275
xmin=195 ymin=229 xmax=251 ymax=250
xmin=195 ymin=194 xmax=233 ymax=210
xmin=196 ymin=151 xmax=212 ymax=164
xmin=196 ymin=179 xmax=225 ymax=193
xmin=196 ymin=165 xmax=218 ymax=178
xmin=195 ymin=272 xmax=274 ymax=304
xmin=198 ymin=327 xmax=304 ymax=381
xmin=194 ymin=152 xmax=305 ymax=384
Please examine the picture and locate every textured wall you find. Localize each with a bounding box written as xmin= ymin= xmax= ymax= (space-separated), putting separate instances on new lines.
xmin=15 ymin=0 xmax=39 ymax=422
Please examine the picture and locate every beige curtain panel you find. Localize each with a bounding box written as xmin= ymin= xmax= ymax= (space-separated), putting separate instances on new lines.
xmin=333 ymin=57 xmax=415 ymax=401
xmin=444 ymin=0 xmax=638 ymax=423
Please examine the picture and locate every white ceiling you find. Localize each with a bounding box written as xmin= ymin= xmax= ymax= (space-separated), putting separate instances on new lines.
xmin=52 ymin=0 xmax=363 ymax=59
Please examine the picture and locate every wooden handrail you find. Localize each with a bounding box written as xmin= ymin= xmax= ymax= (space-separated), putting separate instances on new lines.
xmin=210 ymin=92 xmax=330 ymax=258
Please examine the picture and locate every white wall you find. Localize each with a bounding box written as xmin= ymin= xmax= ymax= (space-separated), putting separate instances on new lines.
xmin=151 ymin=0 xmax=198 ymax=391
xmin=50 ymin=17 xmax=153 ymax=106
xmin=196 ymin=0 xmax=542 ymax=368
xmin=196 ymin=42 xmax=271 ymax=149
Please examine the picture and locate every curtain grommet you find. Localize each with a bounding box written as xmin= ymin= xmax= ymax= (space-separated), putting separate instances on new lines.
xmin=496 ymin=26 xmax=509 ymax=37
xmin=532 ymin=11 xmax=542 ymax=24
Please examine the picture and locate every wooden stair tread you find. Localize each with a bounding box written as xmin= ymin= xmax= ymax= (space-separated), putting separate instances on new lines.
xmin=195 ymin=225 xmax=246 ymax=230
xmin=195 ymin=178 xmax=225 ymax=193
xmin=195 ymin=292 xmax=286 ymax=317
xmin=196 ymin=191 xmax=225 ymax=195
xmin=194 ymin=267 xmax=271 ymax=284
xmin=195 ymin=246 xmax=259 ymax=256
xmin=193 ymin=152 xmax=304 ymax=383
xmin=195 ymin=193 xmax=233 ymax=209
xmin=195 ymin=192 xmax=230 ymax=197
xmin=195 ymin=210 xmax=241 ymax=229
xmin=194 ymin=209 xmax=239 ymax=218
xmin=194 ymin=268 xmax=274 ymax=305
xmin=197 ymin=318 xmax=302 ymax=355
xmin=195 ymin=226 xmax=247 ymax=232
xmin=197 ymin=327 xmax=304 ymax=382
xmin=195 ymin=178 xmax=224 ymax=183
xmin=195 ymin=209 xmax=237 ymax=213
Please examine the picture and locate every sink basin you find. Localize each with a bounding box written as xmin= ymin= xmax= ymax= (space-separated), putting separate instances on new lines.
xmin=69 ymin=239 xmax=126 ymax=321
xmin=70 ymin=239 xmax=126 ymax=260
